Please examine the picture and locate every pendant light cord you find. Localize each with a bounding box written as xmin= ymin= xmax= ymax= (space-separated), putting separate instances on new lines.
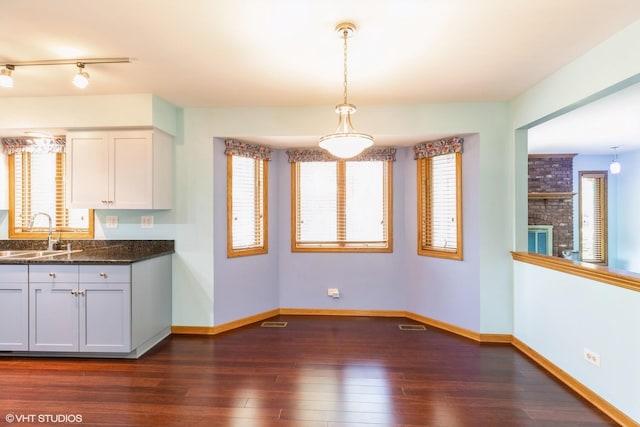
xmin=342 ymin=27 xmax=349 ymax=105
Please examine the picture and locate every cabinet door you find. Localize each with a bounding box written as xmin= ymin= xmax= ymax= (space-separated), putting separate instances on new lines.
xmin=29 ymin=265 xmax=79 ymax=352
xmin=111 ymin=131 xmax=153 ymax=209
xmin=79 ymin=265 xmax=131 ymax=353
xmin=29 ymin=282 xmax=79 ymax=352
xmin=67 ymin=132 xmax=110 ymax=208
xmin=79 ymin=282 xmax=131 ymax=352
xmin=0 ymin=266 xmax=29 ymax=351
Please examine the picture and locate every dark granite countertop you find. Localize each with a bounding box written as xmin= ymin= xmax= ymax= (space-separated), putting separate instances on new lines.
xmin=0 ymin=240 xmax=174 ymax=265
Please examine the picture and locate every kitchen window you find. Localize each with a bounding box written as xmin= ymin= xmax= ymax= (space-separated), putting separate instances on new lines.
xmin=289 ymin=148 xmax=394 ymax=252
xmin=4 ymin=137 xmax=94 ymax=239
xmin=225 ymin=140 xmax=270 ymax=258
xmin=416 ymin=138 xmax=463 ymax=260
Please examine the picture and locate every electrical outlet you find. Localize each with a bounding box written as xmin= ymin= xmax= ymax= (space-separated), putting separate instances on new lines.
xmin=327 ymin=288 xmax=340 ymax=298
xmin=141 ymin=215 xmax=154 ymax=229
xmin=106 ymin=215 xmax=118 ymax=229
xmin=584 ymin=348 xmax=601 ymax=367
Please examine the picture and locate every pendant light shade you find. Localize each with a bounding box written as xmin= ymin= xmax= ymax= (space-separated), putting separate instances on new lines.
xmin=609 ymin=160 xmax=621 ymax=174
xmin=319 ymin=23 xmax=373 ymax=159
xmin=319 ymin=103 xmax=373 ymax=158
xmin=609 ymin=146 xmax=621 ymax=174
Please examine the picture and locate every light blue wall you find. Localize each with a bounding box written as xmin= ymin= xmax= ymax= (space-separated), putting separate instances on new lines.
xmin=514 ymin=262 xmax=640 ymax=421
xmin=175 ymin=102 xmax=511 ymax=334
xmin=212 ymin=138 xmax=280 ymax=325
xmin=616 ymin=149 xmax=640 ymax=272
xmin=404 ymin=134 xmax=482 ymax=331
xmin=276 ymin=148 xmax=408 ymax=312
xmin=512 ymin=19 xmax=640 ymax=423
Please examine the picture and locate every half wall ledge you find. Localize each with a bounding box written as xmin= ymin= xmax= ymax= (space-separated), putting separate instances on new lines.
xmin=511 ymin=251 xmax=640 ymax=293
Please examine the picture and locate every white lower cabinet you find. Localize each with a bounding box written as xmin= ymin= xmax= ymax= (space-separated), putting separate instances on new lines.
xmin=0 ymin=265 xmax=29 ymax=351
xmin=1 ymin=254 xmax=170 ymax=358
xmin=29 ymin=265 xmax=131 ymax=353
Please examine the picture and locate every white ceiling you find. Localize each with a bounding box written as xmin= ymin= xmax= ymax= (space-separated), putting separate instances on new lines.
xmin=528 ymin=80 xmax=640 ymax=155
xmin=2 ymin=0 xmax=640 ymax=151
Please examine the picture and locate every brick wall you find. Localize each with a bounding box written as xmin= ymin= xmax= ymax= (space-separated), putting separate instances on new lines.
xmin=528 ymin=155 xmax=575 ymax=257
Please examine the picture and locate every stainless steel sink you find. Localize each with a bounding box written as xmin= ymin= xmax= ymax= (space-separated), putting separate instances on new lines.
xmin=0 ymin=249 xmax=83 ymax=260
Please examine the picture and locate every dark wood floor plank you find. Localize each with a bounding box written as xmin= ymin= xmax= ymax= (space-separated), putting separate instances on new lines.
xmin=0 ymin=315 xmax=618 ymax=426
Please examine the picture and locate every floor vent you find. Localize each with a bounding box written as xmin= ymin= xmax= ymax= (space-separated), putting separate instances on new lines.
xmin=261 ymin=321 xmax=288 ymax=328
xmin=398 ymin=324 xmax=427 ymax=331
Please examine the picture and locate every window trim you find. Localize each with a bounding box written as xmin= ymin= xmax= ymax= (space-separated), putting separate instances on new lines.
xmin=8 ymin=152 xmax=94 ymax=240
xmin=290 ymin=159 xmax=393 ymax=253
xmin=226 ymin=154 xmax=268 ymax=258
xmin=417 ymin=152 xmax=463 ymax=260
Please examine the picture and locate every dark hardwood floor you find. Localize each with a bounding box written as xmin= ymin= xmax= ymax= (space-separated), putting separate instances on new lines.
xmin=0 ymin=316 xmax=618 ymax=426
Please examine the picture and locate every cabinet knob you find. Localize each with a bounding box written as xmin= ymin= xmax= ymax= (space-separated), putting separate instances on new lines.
xmin=99 ymin=272 xmax=108 ymax=278
xmin=49 ymin=272 xmax=56 ymax=278
xmin=78 ymin=290 xmax=85 ymax=296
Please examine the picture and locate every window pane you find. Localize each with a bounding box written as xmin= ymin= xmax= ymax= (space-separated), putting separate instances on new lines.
xmin=229 ymin=155 xmax=266 ymax=255
xmin=430 ymin=154 xmax=457 ymax=249
xmin=298 ymin=162 xmax=337 ymax=242
xmin=345 ymin=162 xmax=384 ymax=242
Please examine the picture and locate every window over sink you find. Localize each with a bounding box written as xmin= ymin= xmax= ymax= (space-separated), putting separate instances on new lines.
xmin=2 ymin=136 xmax=94 ymax=239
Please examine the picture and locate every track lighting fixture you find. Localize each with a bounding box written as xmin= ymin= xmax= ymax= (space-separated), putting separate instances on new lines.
xmin=0 ymin=57 xmax=130 ymax=89
xmin=72 ymin=63 xmax=90 ymax=88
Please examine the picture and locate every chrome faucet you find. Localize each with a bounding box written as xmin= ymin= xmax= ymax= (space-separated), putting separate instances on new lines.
xmin=29 ymin=212 xmax=59 ymax=251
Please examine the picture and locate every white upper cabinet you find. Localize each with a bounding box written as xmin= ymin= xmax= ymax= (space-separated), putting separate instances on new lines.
xmin=66 ymin=129 xmax=173 ymax=209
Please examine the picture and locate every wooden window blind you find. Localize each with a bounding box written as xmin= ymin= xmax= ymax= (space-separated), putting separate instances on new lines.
xmin=292 ymin=160 xmax=392 ymax=252
xmin=579 ymin=171 xmax=607 ymax=264
xmin=227 ymin=155 xmax=268 ymax=257
xmin=9 ymin=152 xmax=93 ymax=238
xmin=418 ymin=152 xmax=462 ymax=259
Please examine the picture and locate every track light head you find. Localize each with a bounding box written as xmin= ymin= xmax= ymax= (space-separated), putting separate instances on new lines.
xmin=72 ymin=62 xmax=90 ymax=88
xmin=0 ymin=64 xmax=14 ymax=88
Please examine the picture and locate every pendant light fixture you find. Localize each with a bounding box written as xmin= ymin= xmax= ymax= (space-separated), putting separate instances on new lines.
xmin=319 ymin=22 xmax=373 ymax=159
xmin=609 ymin=146 xmax=621 ymax=174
